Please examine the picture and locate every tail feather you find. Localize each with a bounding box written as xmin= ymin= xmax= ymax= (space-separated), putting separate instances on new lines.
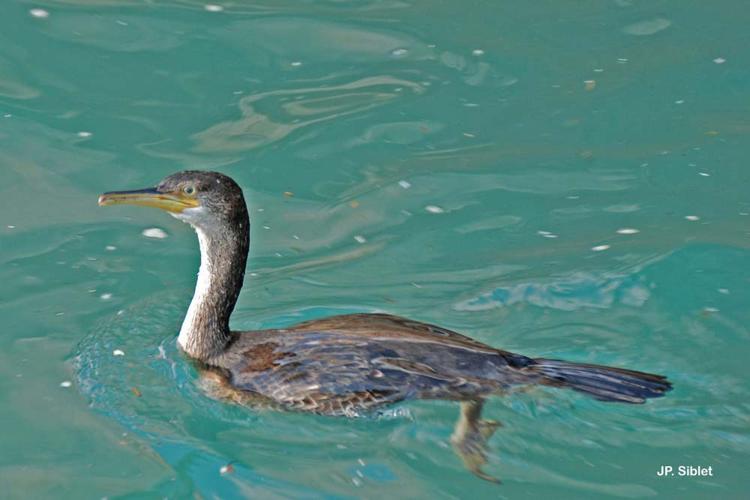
xmin=533 ymin=358 xmax=672 ymax=403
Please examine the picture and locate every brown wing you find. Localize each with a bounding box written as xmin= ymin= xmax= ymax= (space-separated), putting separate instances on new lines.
xmin=216 ymin=314 xmax=536 ymax=416
xmin=291 ymin=313 xmax=501 ymax=353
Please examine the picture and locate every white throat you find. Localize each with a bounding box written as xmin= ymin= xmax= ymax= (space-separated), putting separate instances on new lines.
xmin=177 ymin=226 xmax=213 ymax=354
xmin=169 ymin=205 xmax=245 ymax=360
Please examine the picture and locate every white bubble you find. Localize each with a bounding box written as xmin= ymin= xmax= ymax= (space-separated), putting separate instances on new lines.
xmin=290 ymin=61 xmax=302 ymax=67
xmin=112 ymin=349 xmax=125 ymax=356
xmin=204 ymin=4 xmax=223 ymax=11
xmin=685 ymin=215 xmax=700 ymax=221
xmin=537 ymin=230 xmax=558 ymax=239
xmin=616 ymin=228 xmax=639 ymax=234
xmin=698 ymin=172 xmax=710 ymax=177
xmin=471 ymin=49 xmax=485 ymax=56
xmin=713 ymin=57 xmax=726 ymax=64
xmin=591 ymin=244 xmax=610 ymax=252
xmin=77 ymin=131 xmax=92 ymax=138
xmin=398 ymin=180 xmax=411 ymax=189
xmin=100 ymin=293 xmax=113 ymax=300
xmin=105 ymin=245 xmax=116 ymax=251
xmin=674 ymin=99 xmax=684 ymax=104
xmin=60 ymin=381 xmax=72 ymax=388
xmin=391 ymin=48 xmax=408 ymax=57
xmin=29 ymin=8 xmax=50 ymax=18
xmin=142 ymin=227 xmax=168 ymax=239
xmin=617 ymin=58 xmax=629 ymax=63
xmin=353 ymin=235 xmax=367 ymax=244
xmin=425 ymin=205 xmax=444 ymax=214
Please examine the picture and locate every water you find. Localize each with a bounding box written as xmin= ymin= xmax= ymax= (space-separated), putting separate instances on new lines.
xmin=1 ymin=0 xmax=748 ymax=497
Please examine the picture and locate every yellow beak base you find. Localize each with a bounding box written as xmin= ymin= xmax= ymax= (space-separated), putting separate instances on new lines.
xmin=98 ymin=187 xmax=199 ymax=213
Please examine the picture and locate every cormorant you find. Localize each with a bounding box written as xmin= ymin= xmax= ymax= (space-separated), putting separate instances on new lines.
xmin=98 ymin=170 xmax=671 ymax=481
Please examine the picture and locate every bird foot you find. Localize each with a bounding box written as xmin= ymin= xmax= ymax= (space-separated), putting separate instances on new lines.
xmin=451 ymin=401 xmax=502 ymax=483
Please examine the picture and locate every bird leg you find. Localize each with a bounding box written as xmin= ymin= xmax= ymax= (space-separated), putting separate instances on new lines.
xmin=450 ymin=399 xmax=502 ymax=483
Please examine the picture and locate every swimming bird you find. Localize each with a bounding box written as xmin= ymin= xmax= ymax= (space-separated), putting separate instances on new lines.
xmin=98 ymin=170 xmax=672 ymax=481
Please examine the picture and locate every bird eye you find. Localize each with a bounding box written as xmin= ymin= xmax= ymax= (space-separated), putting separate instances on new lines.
xmin=184 ymin=185 xmax=196 ymax=195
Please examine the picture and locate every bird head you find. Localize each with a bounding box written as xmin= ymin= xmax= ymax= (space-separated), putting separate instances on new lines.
xmin=98 ymin=170 xmax=247 ymax=230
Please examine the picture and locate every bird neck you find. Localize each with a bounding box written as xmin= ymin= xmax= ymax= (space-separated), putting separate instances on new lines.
xmin=177 ymin=216 xmax=249 ymax=361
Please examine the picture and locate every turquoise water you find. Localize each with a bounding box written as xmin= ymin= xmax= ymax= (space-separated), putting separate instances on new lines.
xmin=1 ymin=0 xmax=749 ymax=497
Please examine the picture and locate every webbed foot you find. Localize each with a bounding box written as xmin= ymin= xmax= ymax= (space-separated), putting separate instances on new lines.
xmin=450 ymin=399 xmax=501 ymax=483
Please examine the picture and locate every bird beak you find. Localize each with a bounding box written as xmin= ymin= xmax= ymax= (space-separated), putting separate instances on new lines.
xmin=98 ymin=187 xmax=199 ymax=213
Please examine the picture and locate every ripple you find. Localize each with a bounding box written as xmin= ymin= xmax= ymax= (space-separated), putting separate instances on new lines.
xmin=0 ymin=56 xmax=41 ymax=99
xmin=455 ymin=215 xmax=523 ymax=234
xmin=36 ymin=14 xmax=189 ymax=52
xmin=192 ymin=76 xmax=425 ymax=153
xmin=215 ymin=18 xmax=434 ymax=65
xmin=399 ymin=170 xmax=637 ymax=195
xmin=454 ymin=272 xmax=651 ymax=312
xmin=622 ymin=18 xmax=672 ymax=36
xmin=347 ymin=120 xmax=444 ymax=146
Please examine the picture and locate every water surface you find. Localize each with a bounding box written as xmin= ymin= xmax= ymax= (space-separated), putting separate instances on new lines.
xmin=1 ymin=0 xmax=749 ymax=498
